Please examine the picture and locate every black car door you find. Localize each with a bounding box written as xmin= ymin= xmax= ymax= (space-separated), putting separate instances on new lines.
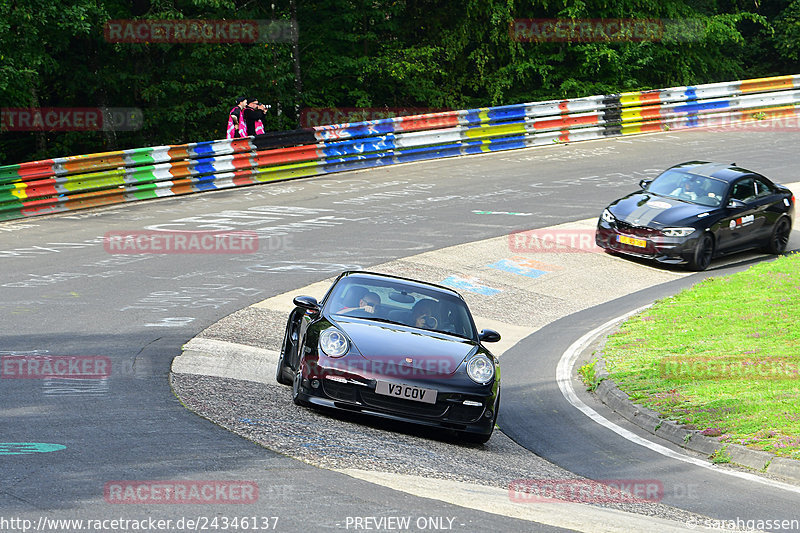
xmin=722 ymin=177 xmax=765 ymax=251
xmin=751 ymin=175 xmax=786 ymax=238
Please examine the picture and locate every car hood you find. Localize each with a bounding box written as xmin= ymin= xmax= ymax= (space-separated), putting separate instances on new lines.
xmin=608 ymin=192 xmax=713 ymax=227
xmin=332 ymin=317 xmax=477 ymax=376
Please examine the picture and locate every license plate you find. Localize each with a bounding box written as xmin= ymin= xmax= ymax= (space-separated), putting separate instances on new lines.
xmin=375 ymin=381 xmax=437 ymax=404
xmin=617 ymin=234 xmax=647 ymax=248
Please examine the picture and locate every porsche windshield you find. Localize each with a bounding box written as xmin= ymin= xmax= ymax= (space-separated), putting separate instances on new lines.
xmin=326 ymin=277 xmax=478 ymax=340
xmin=646 ymin=170 xmax=727 ymax=207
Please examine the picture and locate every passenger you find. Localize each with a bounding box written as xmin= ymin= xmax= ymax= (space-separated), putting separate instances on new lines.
xmin=411 ymin=299 xmax=438 ymax=329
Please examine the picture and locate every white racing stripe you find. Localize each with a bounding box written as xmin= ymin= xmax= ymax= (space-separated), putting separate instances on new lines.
xmin=556 ymin=309 xmax=800 ymax=495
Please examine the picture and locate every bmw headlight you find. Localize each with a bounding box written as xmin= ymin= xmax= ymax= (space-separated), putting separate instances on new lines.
xmin=319 ymin=327 xmax=349 ymax=358
xmin=601 ymin=209 xmax=615 ymax=224
xmin=661 ymin=227 xmax=696 ymax=237
xmin=466 ymin=354 xmax=495 ymax=384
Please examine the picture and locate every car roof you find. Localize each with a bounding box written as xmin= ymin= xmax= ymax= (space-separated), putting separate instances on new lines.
xmin=338 ymin=271 xmax=465 ymax=299
xmin=668 ymin=161 xmax=763 ymax=183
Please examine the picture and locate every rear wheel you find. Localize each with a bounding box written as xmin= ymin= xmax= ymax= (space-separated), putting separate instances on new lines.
xmin=763 ymin=217 xmax=791 ymax=255
xmin=687 ymin=234 xmax=714 ymax=271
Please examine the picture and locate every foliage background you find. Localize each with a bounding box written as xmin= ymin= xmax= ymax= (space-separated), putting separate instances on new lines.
xmin=1 ymin=0 xmax=799 ymax=164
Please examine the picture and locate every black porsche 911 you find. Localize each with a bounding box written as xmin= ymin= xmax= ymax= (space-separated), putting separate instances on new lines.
xmin=596 ymin=161 xmax=795 ymax=270
xmin=275 ymin=271 xmax=501 ymax=443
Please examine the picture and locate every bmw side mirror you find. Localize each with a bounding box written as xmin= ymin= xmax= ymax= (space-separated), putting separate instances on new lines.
xmin=479 ymin=329 xmax=501 ymax=343
xmin=639 ymin=179 xmax=652 ymax=189
xmin=727 ymin=199 xmax=747 ymax=209
xmin=293 ymin=296 xmax=320 ymax=314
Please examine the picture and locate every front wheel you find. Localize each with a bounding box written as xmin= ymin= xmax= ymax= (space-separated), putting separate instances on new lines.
xmin=687 ymin=233 xmax=714 ymax=271
xmin=460 ymin=392 xmax=499 ymax=445
xmin=292 ymin=368 xmax=308 ymax=406
xmin=763 ymin=217 xmax=791 ymax=255
xmin=275 ymin=318 xmax=296 ymax=385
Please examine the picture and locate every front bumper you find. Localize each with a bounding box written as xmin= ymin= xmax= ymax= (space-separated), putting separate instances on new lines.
xmin=296 ymin=360 xmax=498 ymax=436
xmin=595 ymin=220 xmax=701 ymax=265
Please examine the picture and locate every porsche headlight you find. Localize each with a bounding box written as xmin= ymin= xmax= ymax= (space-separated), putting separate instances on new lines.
xmin=661 ymin=227 xmax=696 ymax=237
xmin=601 ymin=209 xmax=615 ymax=224
xmin=320 ymin=327 xmax=349 ymax=358
xmin=466 ymin=354 xmax=495 ymax=384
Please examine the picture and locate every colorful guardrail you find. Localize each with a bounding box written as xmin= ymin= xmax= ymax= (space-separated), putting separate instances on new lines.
xmin=1 ymin=74 xmax=799 ymax=221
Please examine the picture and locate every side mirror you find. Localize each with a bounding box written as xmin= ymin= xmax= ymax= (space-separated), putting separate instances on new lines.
xmin=293 ymin=296 xmax=320 ymax=314
xmin=639 ymin=179 xmax=652 ymax=189
xmin=727 ymin=199 xmax=747 ymax=209
xmin=479 ymin=329 xmax=501 ymax=343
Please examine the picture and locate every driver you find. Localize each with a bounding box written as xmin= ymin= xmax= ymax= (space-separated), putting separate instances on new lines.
xmin=340 ymin=292 xmax=381 ymax=315
xmin=671 ymin=178 xmax=700 ymax=201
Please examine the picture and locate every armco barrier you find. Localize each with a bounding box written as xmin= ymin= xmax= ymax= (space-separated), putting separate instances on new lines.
xmin=2 ymin=74 xmax=799 ymax=221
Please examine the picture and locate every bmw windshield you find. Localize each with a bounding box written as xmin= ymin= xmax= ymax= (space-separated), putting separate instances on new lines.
xmin=646 ymin=170 xmax=727 ymax=208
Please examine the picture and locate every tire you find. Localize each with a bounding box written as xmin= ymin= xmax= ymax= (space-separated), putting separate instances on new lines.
xmin=763 ymin=217 xmax=791 ymax=255
xmin=687 ymin=233 xmax=714 ymax=271
xmin=275 ymin=318 xmax=296 ymax=386
xmin=292 ymin=368 xmax=308 ymax=406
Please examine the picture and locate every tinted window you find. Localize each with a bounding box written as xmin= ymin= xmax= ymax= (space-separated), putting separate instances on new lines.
xmin=754 ymin=177 xmax=774 ymax=198
xmin=731 ymin=178 xmax=756 ymax=202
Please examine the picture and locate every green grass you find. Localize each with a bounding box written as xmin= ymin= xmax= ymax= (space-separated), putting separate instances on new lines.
xmin=578 ymin=356 xmax=604 ymax=391
xmin=601 ymin=253 xmax=800 ymax=460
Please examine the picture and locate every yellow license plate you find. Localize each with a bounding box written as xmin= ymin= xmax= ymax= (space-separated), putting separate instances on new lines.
xmin=618 ymin=235 xmax=647 ymax=248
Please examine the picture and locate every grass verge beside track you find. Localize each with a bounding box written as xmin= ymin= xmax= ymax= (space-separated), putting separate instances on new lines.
xmin=600 ymin=253 xmax=800 ymax=460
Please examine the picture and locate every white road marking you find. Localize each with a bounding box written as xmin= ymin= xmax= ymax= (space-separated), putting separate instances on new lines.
xmin=556 ymin=308 xmax=800 ymax=495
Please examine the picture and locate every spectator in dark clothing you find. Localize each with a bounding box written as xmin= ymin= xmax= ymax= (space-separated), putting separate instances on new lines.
xmin=242 ymin=97 xmax=270 ymax=136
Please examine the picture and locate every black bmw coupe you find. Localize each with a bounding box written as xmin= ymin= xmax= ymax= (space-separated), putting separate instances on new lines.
xmin=275 ymin=271 xmax=501 ymax=443
xmin=596 ymin=161 xmax=795 ymax=270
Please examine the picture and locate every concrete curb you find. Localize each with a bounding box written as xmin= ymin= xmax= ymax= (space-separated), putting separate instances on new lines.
xmin=586 ymin=324 xmax=800 ymax=483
